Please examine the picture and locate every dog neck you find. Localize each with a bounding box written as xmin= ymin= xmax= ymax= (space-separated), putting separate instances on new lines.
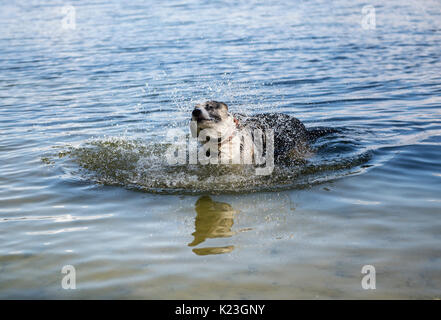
xmin=199 ymin=115 xmax=254 ymax=164
xmin=217 ymin=116 xmax=254 ymax=164
xmin=218 ymin=116 xmax=240 ymax=148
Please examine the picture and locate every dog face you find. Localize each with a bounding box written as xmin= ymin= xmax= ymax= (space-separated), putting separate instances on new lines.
xmin=192 ymin=101 xmax=229 ymax=127
xmin=191 ymin=101 xmax=234 ymax=140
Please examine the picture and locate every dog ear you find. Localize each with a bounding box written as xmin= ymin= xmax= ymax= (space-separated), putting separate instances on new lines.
xmin=219 ymin=102 xmax=228 ymax=110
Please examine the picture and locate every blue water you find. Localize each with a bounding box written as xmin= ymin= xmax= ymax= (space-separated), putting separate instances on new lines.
xmin=1 ymin=0 xmax=441 ymax=298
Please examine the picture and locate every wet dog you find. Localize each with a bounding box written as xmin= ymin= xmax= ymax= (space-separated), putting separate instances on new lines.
xmin=190 ymin=101 xmax=314 ymax=164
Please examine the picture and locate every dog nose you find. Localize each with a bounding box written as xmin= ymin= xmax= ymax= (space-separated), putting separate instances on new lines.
xmin=192 ymin=108 xmax=201 ymax=117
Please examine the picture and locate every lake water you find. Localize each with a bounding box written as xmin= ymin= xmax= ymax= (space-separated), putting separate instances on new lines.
xmin=1 ymin=0 xmax=440 ymax=299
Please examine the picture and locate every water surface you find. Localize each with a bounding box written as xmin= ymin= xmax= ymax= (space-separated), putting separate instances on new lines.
xmin=1 ymin=0 xmax=441 ymax=299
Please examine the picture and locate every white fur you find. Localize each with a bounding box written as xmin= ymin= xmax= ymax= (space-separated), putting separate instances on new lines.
xmin=198 ymin=115 xmax=255 ymax=164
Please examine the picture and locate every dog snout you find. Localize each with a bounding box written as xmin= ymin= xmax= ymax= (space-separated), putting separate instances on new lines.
xmin=192 ymin=108 xmax=202 ymax=118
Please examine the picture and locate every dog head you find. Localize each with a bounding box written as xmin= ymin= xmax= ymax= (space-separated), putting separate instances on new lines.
xmin=190 ymin=101 xmax=235 ymax=141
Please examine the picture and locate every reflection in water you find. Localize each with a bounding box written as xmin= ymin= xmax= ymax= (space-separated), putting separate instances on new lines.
xmin=189 ymin=196 xmax=238 ymax=255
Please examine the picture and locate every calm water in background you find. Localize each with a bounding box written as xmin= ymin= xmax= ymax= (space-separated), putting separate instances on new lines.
xmin=1 ymin=0 xmax=441 ymax=298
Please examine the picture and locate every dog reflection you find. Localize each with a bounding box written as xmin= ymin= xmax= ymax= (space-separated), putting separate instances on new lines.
xmin=189 ymin=196 xmax=237 ymax=255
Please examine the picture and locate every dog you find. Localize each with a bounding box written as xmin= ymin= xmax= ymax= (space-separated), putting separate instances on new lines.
xmin=191 ymin=101 xmax=316 ymax=165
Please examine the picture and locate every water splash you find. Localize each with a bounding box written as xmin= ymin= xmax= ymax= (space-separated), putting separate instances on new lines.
xmin=47 ymin=129 xmax=372 ymax=195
